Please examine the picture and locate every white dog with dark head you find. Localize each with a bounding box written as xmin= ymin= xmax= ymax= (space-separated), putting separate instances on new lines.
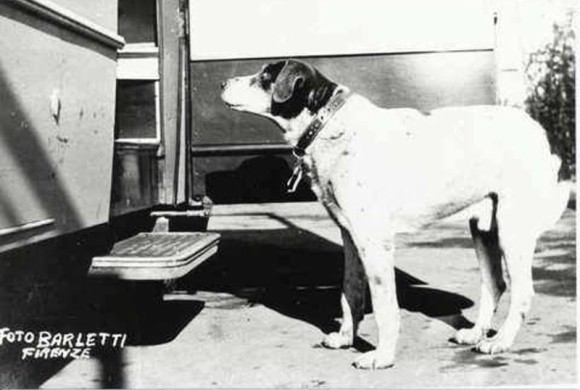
xmin=221 ymin=59 xmax=570 ymax=369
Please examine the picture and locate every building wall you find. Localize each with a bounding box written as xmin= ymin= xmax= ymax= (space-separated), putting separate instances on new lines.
xmin=187 ymin=0 xmax=497 ymax=203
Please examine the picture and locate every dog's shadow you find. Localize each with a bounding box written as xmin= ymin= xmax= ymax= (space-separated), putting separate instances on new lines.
xmin=179 ymin=213 xmax=474 ymax=352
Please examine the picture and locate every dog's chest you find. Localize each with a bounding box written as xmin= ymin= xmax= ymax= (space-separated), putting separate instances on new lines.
xmin=302 ymin=132 xmax=360 ymax=219
xmin=302 ymin=150 xmax=343 ymax=203
xmin=302 ymin=153 xmax=353 ymax=230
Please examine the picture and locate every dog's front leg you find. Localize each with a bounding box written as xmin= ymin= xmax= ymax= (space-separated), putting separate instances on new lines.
xmin=323 ymin=229 xmax=366 ymax=349
xmin=352 ymin=236 xmax=399 ymax=370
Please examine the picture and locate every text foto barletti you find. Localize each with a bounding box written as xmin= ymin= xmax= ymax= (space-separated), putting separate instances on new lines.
xmin=0 ymin=328 xmax=127 ymax=360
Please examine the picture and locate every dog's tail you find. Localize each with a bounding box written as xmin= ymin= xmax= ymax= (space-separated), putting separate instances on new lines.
xmin=536 ymin=155 xmax=571 ymax=234
xmin=543 ymin=179 xmax=571 ymax=231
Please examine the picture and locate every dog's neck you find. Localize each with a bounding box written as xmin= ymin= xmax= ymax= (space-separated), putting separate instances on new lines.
xmin=279 ymin=110 xmax=317 ymax=146
xmin=279 ymin=87 xmax=350 ymax=152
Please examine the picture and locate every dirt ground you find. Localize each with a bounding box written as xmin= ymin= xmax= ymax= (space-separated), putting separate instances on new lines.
xmin=41 ymin=202 xmax=576 ymax=388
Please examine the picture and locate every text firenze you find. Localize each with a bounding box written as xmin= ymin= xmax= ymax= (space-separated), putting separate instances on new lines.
xmin=0 ymin=328 xmax=127 ymax=360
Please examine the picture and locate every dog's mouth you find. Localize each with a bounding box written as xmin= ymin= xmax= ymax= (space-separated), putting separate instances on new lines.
xmin=223 ymin=101 xmax=244 ymax=110
xmin=222 ymin=98 xmax=252 ymax=111
xmin=220 ymin=91 xmax=242 ymax=109
xmin=223 ymin=100 xmax=238 ymax=107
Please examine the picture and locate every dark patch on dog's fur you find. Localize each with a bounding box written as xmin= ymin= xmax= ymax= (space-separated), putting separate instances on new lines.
xmin=269 ymin=60 xmax=338 ymax=119
xmin=258 ymin=61 xmax=287 ymax=89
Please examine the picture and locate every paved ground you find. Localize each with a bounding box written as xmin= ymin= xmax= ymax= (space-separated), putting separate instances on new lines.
xmin=42 ymin=202 xmax=576 ymax=388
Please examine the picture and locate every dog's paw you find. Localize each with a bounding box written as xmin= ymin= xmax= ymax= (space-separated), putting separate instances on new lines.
xmin=453 ymin=327 xmax=485 ymax=345
xmin=322 ymin=332 xmax=352 ymax=349
xmin=352 ymin=350 xmax=394 ymax=370
xmin=475 ymin=333 xmax=513 ymax=355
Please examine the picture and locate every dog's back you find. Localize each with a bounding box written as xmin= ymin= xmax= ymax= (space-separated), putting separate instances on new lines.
xmin=324 ymin=101 xmax=568 ymax=232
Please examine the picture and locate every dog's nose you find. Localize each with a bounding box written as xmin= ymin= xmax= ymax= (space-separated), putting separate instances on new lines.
xmin=220 ymin=81 xmax=227 ymax=89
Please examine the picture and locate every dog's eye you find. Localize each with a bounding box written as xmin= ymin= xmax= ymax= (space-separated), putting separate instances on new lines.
xmin=259 ymin=72 xmax=272 ymax=87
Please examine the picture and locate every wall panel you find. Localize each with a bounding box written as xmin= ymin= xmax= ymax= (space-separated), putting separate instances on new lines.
xmin=0 ymin=1 xmax=119 ymax=251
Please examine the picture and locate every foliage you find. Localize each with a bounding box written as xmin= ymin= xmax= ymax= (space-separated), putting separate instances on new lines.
xmin=525 ymin=12 xmax=576 ymax=178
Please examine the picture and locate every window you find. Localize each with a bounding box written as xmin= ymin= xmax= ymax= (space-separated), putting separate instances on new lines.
xmin=115 ymin=81 xmax=159 ymax=140
xmin=118 ymin=0 xmax=157 ymax=45
xmin=115 ymin=0 xmax=160 ymax=145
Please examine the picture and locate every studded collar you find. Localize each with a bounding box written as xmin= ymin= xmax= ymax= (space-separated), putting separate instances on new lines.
xmin=293 ymin=89 xmax=352 ymax=157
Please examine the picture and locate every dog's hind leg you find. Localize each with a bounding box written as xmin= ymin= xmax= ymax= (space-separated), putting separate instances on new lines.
xmin=322 ymin=229 xmax=367 ymax=349
xmin=476 ymin=200 xmax=537 ymax=354
xmin=454 ymin=208 xmax=505 ymax=345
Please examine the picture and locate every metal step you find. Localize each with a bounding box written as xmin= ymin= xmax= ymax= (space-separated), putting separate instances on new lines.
xmin=89 ymin=232 xmax=220 ymax=280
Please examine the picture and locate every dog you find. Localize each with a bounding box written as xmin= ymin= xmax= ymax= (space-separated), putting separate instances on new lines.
xmin=220 ymin=59 xmax=570 ymax=369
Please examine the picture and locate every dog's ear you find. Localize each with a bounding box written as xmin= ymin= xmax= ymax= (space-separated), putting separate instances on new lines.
xmin=273 ymin=61 xmax=306 ymax=103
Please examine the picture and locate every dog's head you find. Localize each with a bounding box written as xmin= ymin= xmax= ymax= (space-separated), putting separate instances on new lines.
xmin=221 ymin=60 xmax=338 ymax=130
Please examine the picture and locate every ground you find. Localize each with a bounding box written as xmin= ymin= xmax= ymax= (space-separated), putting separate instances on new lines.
xmin=41 ymin=202 xmax=576 ymax=388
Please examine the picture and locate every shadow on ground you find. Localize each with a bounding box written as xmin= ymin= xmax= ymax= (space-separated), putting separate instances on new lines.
xmin=3 ymin=210 xmax=571 ymax=387
xmin=179 ymin=218 xmax=475 ymax=349
xmin=532 ymin=215 xmax=577 ymax=298
xmin=399 ymin=210 xmax=576 ymax=299
xmin=0 ymin=232 xmax=204 ymax=389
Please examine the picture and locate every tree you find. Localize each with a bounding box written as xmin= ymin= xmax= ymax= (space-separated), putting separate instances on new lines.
xmin=525 ymin=11 xmax=575 ymax=179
